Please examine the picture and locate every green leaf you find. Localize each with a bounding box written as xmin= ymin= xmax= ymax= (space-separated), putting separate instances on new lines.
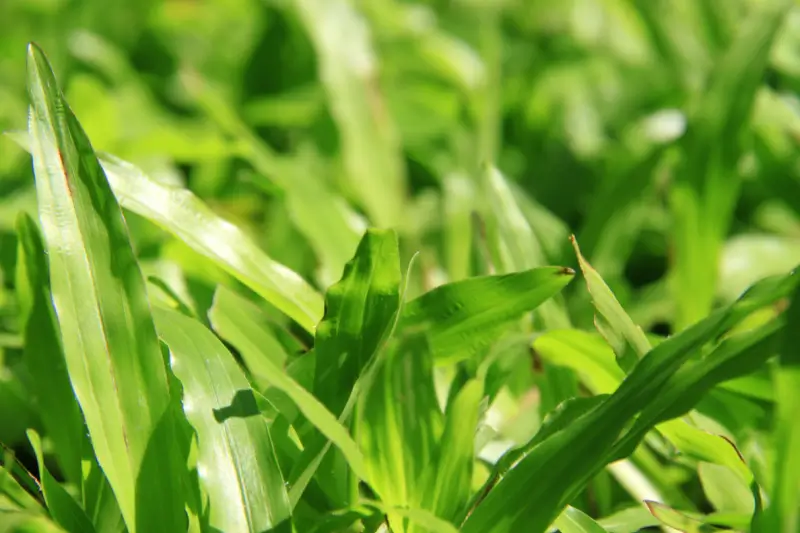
xmin=670 ymin=0 xmax=794 ymax=328
xmin=758 ymin=279 xmax=800 ymax=532
xmin=208 ymin=285 xmax=291 ymax=386
xmin=645 ymin=501 xmax=712 ymax=533
xmin=6 ymin=130 xmax=325 ymax=333
xmin=697 ymin=462 xmax=754 ymax=514
xmin=461 ymin=272 xmax=780 ymax=533
xmin=533 ymin=329 xmax=625 ymax=395
xmin=571 ymin=236 xmax=649 ymax=370
xmin=292 ymin=0 xmax=407 ymax=228
xmin=98 ymin=153 xmax=324 ymax=332
xmin=26 ymin=43 xmax=185 ymax=533
xmin=400 ymin=267 xmax=575 ymax=364
xmin=314 ymin=228 xmax=402 ymax=416
xmin=153 ymin=308 xmax=291 ymax=532
xmin=14 ymin=214 xmax=83 ymax=486
xmin=357 ymin=333 xmax=443 ymax=532
xmin=426 ymin=379 xmax=483 ymax=522
xmin=553 ymin=506 xmax=610 ymax=533
xmin=0 ymin=511 xmax=67 ymax=533
xmin=26 ymin=431 xmax=95 ymax=533
xmin=481 ymin=165 xmax=571 ymax=329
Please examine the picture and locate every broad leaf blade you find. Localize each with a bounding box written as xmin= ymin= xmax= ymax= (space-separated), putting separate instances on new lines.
xmin=554 ymin=506 xmax=610 ymax=533
xmin=400 ymin=267 xmax=574 ymax=363
xmin=26 ymin=43 xmax=185 ymax=533
xmin=314 ymin=228 xmax=402 ymax=416
xmin=154 ymin=308 xmax=291 ymax=532
xmin=357 ymin=333 xmax=443 ymax=532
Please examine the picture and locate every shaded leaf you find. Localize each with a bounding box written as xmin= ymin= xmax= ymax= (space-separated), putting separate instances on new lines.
xmin=154 ymin=308 xmax=291 ymax=532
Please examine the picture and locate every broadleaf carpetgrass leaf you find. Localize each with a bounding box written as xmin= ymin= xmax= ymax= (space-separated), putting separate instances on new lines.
xmin=153 ymin=308 xmax=291 ymax=533
xmin=98 ymin=153 xmax=324 ymax=333
xmin=399 ymin=266 xmax=575 ymax=364
xmin=15 ymin=214 xmax=83 ymax=486
xmin=26 ymin=43 xmax=186 ymax=533
xmin=314 ymin=228 xmax=402 ymax=417
xmin=553 ymin=505 xmax=610 ymax=533
xmin=357 ymin=333 xmax=443 ymax=532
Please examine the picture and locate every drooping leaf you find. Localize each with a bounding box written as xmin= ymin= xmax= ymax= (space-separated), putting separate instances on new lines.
xmin=400 ymin=266 xmax=575 ymax=364
xmin=26 ymin=43 xmax=185 ymax=533
xmin=670 ymin=0 xmax=794 ymax=328
xmin=154 ymin=308 xmax=291 ymax=533
xmin=99 ymin=153 xmax=324 ymax=332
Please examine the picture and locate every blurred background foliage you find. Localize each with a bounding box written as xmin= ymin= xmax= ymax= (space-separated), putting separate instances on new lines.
xmin=2 ymin=0 xmax=800 ymax=521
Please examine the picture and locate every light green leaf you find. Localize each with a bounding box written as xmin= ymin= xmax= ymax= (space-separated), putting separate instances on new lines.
xmin=670 ymin=0 xmax=794 ymax=328
xmin=698 ymin=462 xmax=754 ymax=514
xmin=314 ymin=228 xmax=402 ymax=416
xmin=427 ymin=379 xmax=483 ymax=522
xmin=571 ymin=235 xmax=650 ymax=369
xmin=26 ymin=43 xmax=185 ymax=533
xmin=554 ymin=506 xmax=609 ymax=533
xmin=482 ymin=165 xmax=570 ymax=329
xmin=5 ymin=131 xmax=324 ymax=333
xmin=400 ymin=267 xmax=575 ymax=364
xmin=357 ymin=333 xmax=443 ymax=532
xmin=759 ymin=279 xmax=800 ymax=532
xmin=292 ymin=0 xmax=407 ymax=228
xmin=154 ymin=308 xmax=291 ymax=532
xmin=26 ymin=431 xmax=95 ymax=533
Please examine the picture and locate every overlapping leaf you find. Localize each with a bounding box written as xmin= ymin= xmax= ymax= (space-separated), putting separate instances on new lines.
xmin=26 ymin=43 xmax=185 ymax=533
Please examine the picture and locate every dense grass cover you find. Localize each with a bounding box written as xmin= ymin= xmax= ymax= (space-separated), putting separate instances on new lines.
xmin=1 ymin=1 xmax=800 ymax=532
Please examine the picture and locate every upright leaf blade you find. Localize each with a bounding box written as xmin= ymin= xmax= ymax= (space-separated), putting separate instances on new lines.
xmin=314 ymin=228 xmax=402 ymax=416
xmin=15 ymin=214 xmax=83 ymax=486
xmin=154 ymin=308 xmax=291 ymax=533
xmin=26 ymin=43 xmax=185 ymax=532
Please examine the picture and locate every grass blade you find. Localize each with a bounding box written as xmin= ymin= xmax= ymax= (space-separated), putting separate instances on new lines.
xmin=26 ymin=43 xmax=185 ymax=532
xmin=357 ymin=333 xmax=443 ymax=532
xmin=758 ymin=280 xmax=800 ymax=532
xmin=15 ymin=214 xmax=83 ymax=486
xmin=99 ymin=153 xmax=324 ymax=332
xmin=314 ymin=228 xmax=401 ymax=416
xmin=400 ymin=266 xmax=574 ymax=364
xmin=154 ymin=308 xmax=291 ymax=532
xmin=26 ymin=431 xmax=95 ymax=533
xmin=670 ymin=0 xmax=793 ymax=328
xmin=292 ymin=0 xmax=407 ymax=228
